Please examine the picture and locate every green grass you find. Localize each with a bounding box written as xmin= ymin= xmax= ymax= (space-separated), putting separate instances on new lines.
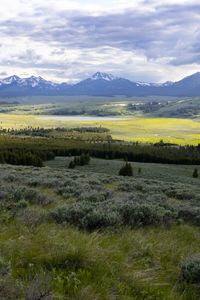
xmin=1 ymin=98 xmax=200 ymax=298
xmin=1 ymin=113 xmax=200 ymax=145
xmin=45 ymin=156 xmax=200 ymax=185
xmin=0 ymin=219 xmax=200 ymax=299
xmin=0 ymin=163 xmax=200 ymax=298
xmin=1 ymin=96 xmax=200 ymax=145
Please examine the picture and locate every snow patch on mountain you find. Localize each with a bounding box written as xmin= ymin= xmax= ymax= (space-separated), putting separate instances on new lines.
xmin=91 ymin=72 xmax=118 ymax=81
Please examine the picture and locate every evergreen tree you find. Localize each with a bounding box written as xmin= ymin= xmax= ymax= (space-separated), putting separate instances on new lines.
xmin=85 ymin=153 xmax=90 ymax=164
xmin=193 ymin=168 xmax=198 ymax=178
xmin=119 ymin=162 xmax=133 ymax=176
xmin=73 ymin=153 xmax=90 ymax=166
xmin=74 ymin=156 xmax=80 ymax=165
xmin=80 ymin=153 xmax=86 ymax=166
xmin=68 ymin=160 xmax=76 ymax=169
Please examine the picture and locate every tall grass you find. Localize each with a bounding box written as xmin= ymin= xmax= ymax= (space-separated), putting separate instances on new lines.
xmin=0 ymin=163 xmax=199 ymax=298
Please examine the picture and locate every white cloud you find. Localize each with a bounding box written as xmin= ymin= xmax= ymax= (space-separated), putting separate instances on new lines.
xmin=0 ymin=0 xmax=199 ymax=82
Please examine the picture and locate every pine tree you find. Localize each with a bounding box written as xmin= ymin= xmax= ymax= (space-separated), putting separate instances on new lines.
xmin=119 ymin=162 xmax=133 ymax=176
xmin=85 ymin=153 xmax=90 ymax=164
xmin=74 ymin=156 xmax=81 ymax=165
xmin=68 ymin=160 xmax=76 ymax=169
xmin=193 ymin=168 xmax=198 ymax=178
xmin=80 ymin=153 xmax=86 ymax=166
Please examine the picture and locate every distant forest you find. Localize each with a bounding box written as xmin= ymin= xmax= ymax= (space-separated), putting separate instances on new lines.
xmin=0 ymin=127 xmax=200 ymax=167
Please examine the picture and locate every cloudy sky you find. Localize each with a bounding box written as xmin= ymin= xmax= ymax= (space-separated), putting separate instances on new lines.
xmin=0 ymin=0 xmax=200 ymax=83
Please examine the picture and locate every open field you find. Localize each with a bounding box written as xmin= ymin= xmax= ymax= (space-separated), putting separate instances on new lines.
xmin=45 ymin=157 xmax=200 ymax=185
xmin=1 ymin=96 xmax=200 ymax=145
xmin=1 ymin=113 xmax=200 ymax=145
xmin=0 ymin=163 xmax=200 ymax=299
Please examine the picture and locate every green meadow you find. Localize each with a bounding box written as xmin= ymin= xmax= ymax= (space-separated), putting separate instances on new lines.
xmin=0 ymin=164 xmax=200 ymax=299
xmin=1 ymin=113 xmax=200 ymax=145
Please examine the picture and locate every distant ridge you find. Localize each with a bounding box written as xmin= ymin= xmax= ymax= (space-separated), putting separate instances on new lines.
xmin=0 ymin=71 xmax=200 ymax=97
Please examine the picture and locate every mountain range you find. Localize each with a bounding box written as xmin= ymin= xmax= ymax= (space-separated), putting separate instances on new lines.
xmin=0 ymin=71 xmax=200 ymax=97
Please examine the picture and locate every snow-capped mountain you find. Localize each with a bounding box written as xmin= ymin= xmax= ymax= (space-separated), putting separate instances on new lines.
xmin=0 ymin=75 xmax=62 ymax=96
xmin=162 ymin=81 xmax=173 ymax=87
xmin=0 ymin=75 xmax=58 ymax=88
xmin=0 ymin=72 xmax=200 ymax=97
xmin=0 ymin=75 xmax=21 ymax=85
xmin=20 ymin=76 xmax=54 ymax=88
xmin=90 ymin=72 xmax=118 ymax=81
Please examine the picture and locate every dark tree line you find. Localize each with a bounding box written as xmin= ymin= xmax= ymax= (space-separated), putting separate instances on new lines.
xmin=0 ymin=149 xmax=55 ymax=167
xmin=0 ymin=135 xmax=200 ymax=167
xmin=0 ymin=126 xmax=110 ymax=137
xmin=68 ymin=153 xmax=90 ymax=169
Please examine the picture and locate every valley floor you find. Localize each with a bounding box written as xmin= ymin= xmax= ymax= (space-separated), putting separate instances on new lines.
xmin=1 ymin=113 xmax=200 ymax=145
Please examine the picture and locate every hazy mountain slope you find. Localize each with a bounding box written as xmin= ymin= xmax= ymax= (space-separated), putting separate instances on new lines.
xmin=0 ymin=71 xmax=200 ymax=97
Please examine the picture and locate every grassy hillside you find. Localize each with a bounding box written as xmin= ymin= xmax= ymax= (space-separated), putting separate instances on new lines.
xmin=0 ymin=163 xmax=200 ymax=299
xmin=46 ymin=157 xmax=200 ymax=185
xmin=1 ymin=95 xmax=200 ymax=118
xmin=153 ymin=97 xmax=200 ymax=118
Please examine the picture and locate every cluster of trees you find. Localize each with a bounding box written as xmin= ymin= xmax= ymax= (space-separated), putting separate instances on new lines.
xmin=0 ymin=150 xmax=43 ymax=167
xmin=119 ymin=162 xmax=133 ymax=176
xmin=68 ymin=153 xmax=90 ymax=169
xmin=68 ymin=127 xmax=109 ymax=133
xmin=0 ymin=147 xmax=55 ymax=167
xmin=128 ymin=101 xmax=165 ymax=113
xmin=0 ymin=126 xmax=110 ymax=137
xmin=1 ymin=135 xmax=200 ymax=167
xmin=0 ymin=126 xmax=52 ymax=137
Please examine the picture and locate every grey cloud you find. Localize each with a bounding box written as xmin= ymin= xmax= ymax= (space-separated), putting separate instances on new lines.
xmin=17 ymin=49 xmax=41 ymax=62
xmin=0 ymin=20 xmax=34 ymax=36
xmin=0 ymin=71 xmax=8 ymax=76
xmin=0 ymin=2 xmax=200 ymax=73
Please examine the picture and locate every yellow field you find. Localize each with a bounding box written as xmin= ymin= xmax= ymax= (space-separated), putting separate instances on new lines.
xmin=0 ymin=114 xmax=200 ymax=145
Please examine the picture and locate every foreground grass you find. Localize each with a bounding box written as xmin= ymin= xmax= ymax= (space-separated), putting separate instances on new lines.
xmin=1 ymin=220 xmax=200 ymax=299
xmin=0 ymin=163 xmax=199 ymax=298
xmin=1 ymin=113 xmax=200 ymax=145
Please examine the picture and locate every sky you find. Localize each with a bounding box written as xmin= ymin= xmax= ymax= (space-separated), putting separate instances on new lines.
xmin=0 ymin=0 xmax=200 ymax=83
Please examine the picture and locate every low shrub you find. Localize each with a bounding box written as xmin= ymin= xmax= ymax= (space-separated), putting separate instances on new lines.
xmin=81 ymin=210 xmax=121 ymax=230
xmin=164 ymin=187 xmax=195 ymax=201
xmin=50 ymin=200 xmax=176 ymax=230
xmin=180 ymin=255 xmax=200 ymax=283
xmin=0 ymin=191 xmax=7 ymax=201
xmin=178 ymin=208 xmax=200 ymax=226
xmin=0 ymin=256 xmax=10 ymax=276
xmin=50 ymin=202 xmax=93 ymax=228
xmin=17 ymin=208 xmax=46 ymax=228
xmin=79 ymin=191 xmax=110 ymax=203
xmin=6 ymin=186 xmax=53 ymax=206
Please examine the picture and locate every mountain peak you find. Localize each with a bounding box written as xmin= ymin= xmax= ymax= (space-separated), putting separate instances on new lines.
xmin=91 ymin=72 xmax=117 ymax=81
xmin=2 ymin=75 xmax=21 ymax=84
xmin=0 ymin=71 xmax=200 ymax=96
